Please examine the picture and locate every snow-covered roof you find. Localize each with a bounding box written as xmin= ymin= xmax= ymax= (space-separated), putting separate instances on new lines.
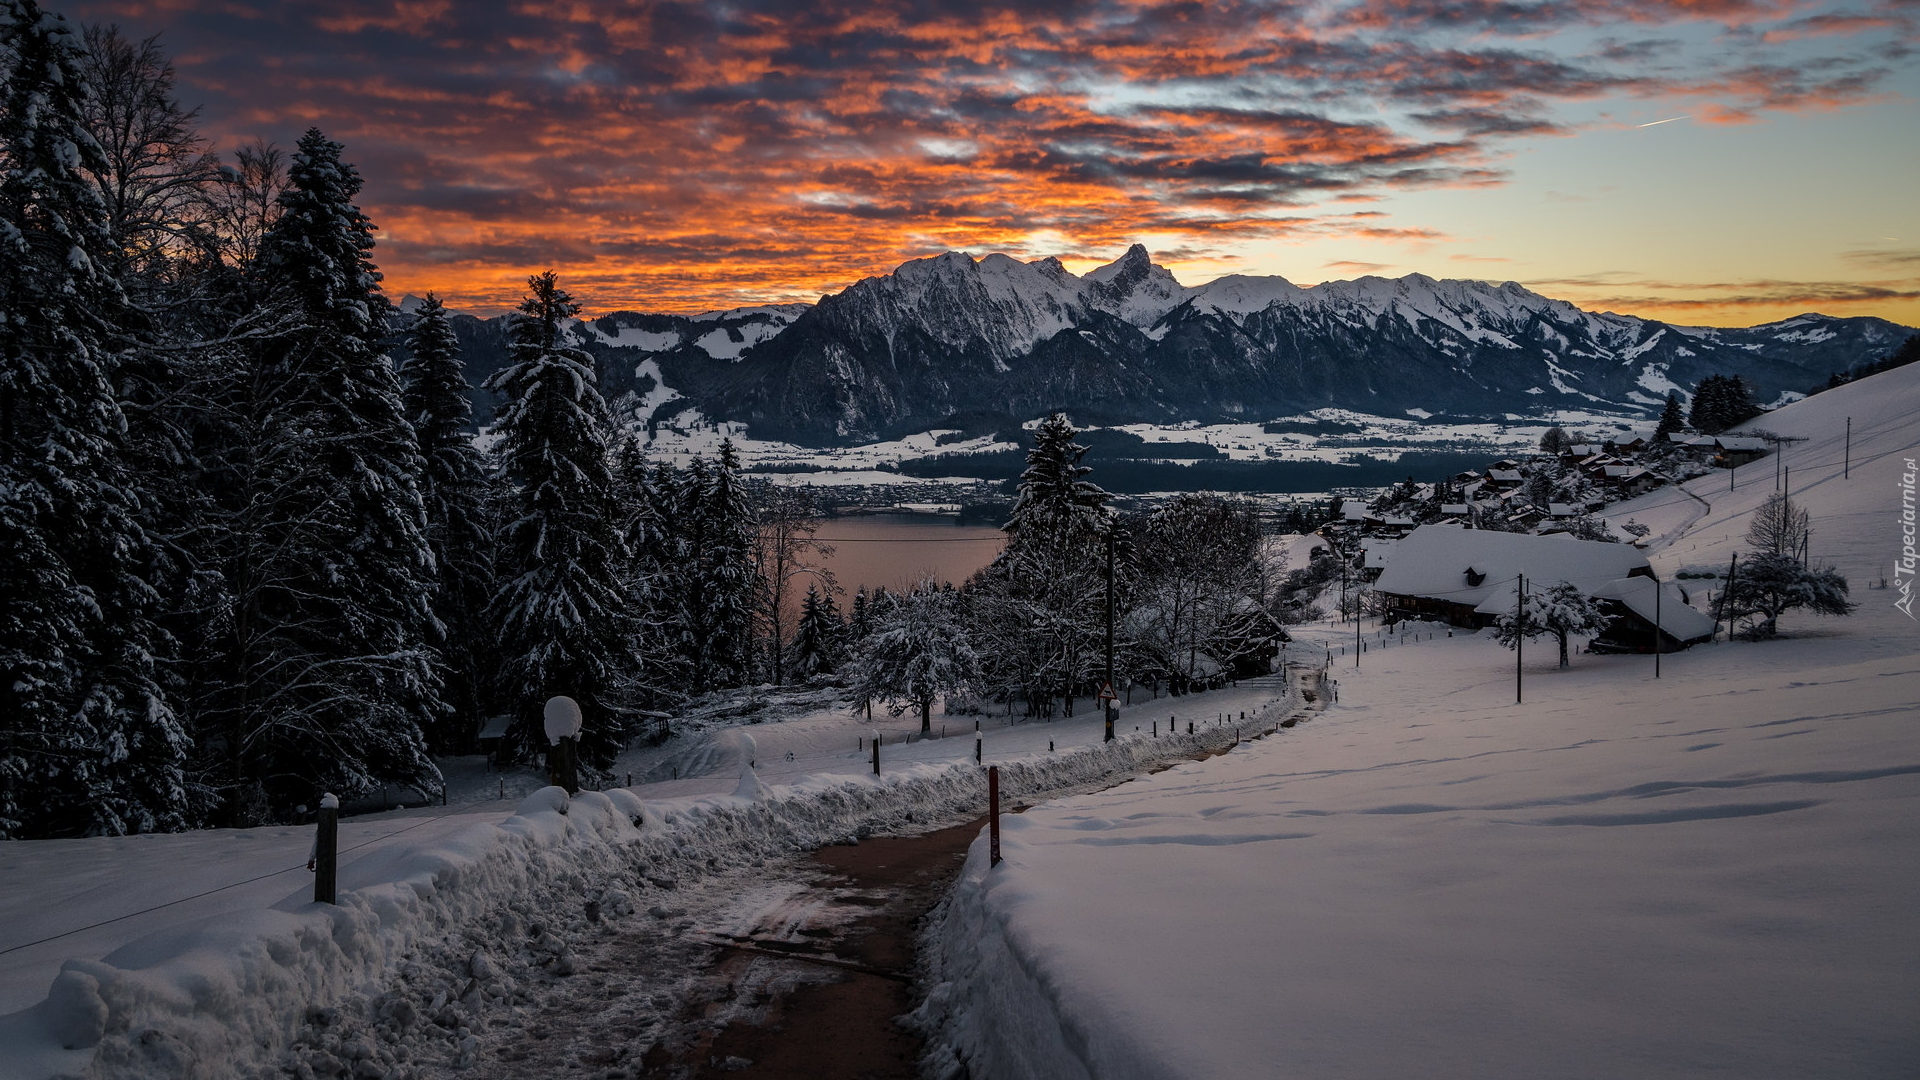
xmin=1342 ymin=500 xmax=1367 ymax=520
xmin=1440 ymin=503 xmax=1470 ymax=515
xmin=1488 ymin=469 xmax=1523 ymax=482
xmin=1548 ymin=502 xmax=1577 ymax=516
xmin=1364 ymin=538 xmax=1397 ymax=568
xmin=477 ymin=714 xmax=513 ymax=740
xmin=1590 ymin=576 xmax=1717 ymax=641
xmin=1603 ymin=464 xmax=1648 ymax=479
xmin=1715 ymin=436 xmax=1768 ymax=452
xmin=1373 ymin=524 xmax=1651 ymax=615
xmin=1567 ymin=444 xmax=1599 ymax=456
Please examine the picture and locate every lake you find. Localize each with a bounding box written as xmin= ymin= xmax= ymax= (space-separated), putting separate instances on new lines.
xmin=806 ymin=514 xmax=1006 ymax=597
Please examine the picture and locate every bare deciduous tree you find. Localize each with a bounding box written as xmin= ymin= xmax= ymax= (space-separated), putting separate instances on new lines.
xmin=1747 ymin=492 xmax=1810 ymax=559
xmin=76 ymin=25 xmax=222 ymax=282
xmin=752 ymin=486 xmax=835 ymax=685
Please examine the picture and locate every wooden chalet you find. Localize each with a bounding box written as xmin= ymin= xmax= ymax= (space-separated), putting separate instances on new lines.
xmin=1373 ymin=525 xmax=1654 ymax=628
xmin=1588 ymin=577 xmax=1717 ymax=652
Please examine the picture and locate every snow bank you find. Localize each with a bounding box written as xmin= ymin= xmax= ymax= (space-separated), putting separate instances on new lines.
xmin=0 ymin=694 xmax=1293 ymax=1080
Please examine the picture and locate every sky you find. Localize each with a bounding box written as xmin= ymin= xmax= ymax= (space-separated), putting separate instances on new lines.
xmin=68 ymin=0 xmax=1920 ymax=326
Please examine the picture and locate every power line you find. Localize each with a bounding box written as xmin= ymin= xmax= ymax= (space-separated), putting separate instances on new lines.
xmin=808 ymin=534 xmax=1005 ymax=543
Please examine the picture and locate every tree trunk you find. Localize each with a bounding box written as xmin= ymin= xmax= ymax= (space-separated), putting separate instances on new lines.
xmin=920 ymin=698 xmax=932 ymax=733
xmin=1558 ymin=631 xmax=1570 ymax=669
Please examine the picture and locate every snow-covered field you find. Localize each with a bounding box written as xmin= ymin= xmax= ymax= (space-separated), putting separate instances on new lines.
xmin=917 ymin=366 xmax=1920 ymax=1079
xmin=638 ymin=406 xmax=1640 ymax=480
xmin=0 ymin=671 xmax=1293 ymax=1080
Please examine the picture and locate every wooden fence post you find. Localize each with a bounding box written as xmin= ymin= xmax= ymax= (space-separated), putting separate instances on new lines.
xmin=989 ymin=766 xmax=1002 ymax=867
xmin=311 ymin=793 xmax=339 ymax=905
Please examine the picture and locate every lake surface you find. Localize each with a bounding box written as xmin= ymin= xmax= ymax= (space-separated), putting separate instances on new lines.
xmin=806 ymin=514 xmax=1006 ymax=597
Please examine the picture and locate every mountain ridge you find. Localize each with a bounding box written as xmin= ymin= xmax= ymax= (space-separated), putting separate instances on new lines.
xmin=397 ymin=247 xmax=1915 ymax=446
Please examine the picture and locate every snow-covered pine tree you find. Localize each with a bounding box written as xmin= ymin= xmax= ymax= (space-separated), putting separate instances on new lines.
xmin=788 ymin=583 xmax=844 ymax=679
xmin=819 ymin=587 xmax=843 ymax=664
xmin=632 ymin=458 xmax=692 ymax=698
xmin=1654 ymin=392 xmax=1685 ymax=441
xmin=485 ymin=271 xmax=634 ymax=768
xmin=1689 ymin=375 xmax=1761 ymax=435
xmin=0 ymin=0 xmax=188 ymax=838
xmin=1003 ymin=413 xmax=1111 ymax=548
xmin=972 ymin=413 xmax=1113 ymax=715
xmin=1494 ymin=580 xmax=1607 ymax=668
xmin=214 ymin=127 xmax=443 ymax=819
xmin=689 ymin=440 xmax=758 ymax=689
xmin=850 ymin=586 xmax=872 ymax=643
xmin=400 ymin=292 xmax=495 ymax=751
xmin=848 ymin=580 xmax=977 ymax=732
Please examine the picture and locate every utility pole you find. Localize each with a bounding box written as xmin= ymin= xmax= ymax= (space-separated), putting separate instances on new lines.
xmin=1844 ymin=417 xmax=1851 ymax=479
xmin=1355 ymin=603 xmax=1362 ymax=668
xmin=1104 ymin=526 xmax=1116 ymax=743
xmin=1654 ymin=573 xmax=1662 ymax=679
xmin=1515 ymin=574 xmax=1524 ymax=705
xmin=1339 ymin=547 xmax=1349 ymax=624
xmin=1715 ymin=553 xmax=1740 ymax=639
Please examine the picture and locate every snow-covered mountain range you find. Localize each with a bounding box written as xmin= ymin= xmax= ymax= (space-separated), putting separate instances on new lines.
xmin=413 ymin=247 xmax=1914 ymax=446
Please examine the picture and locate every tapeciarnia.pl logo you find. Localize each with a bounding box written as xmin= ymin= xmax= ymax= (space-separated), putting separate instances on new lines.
xmin=1898 ymin=457 xmax=1917 ymax=620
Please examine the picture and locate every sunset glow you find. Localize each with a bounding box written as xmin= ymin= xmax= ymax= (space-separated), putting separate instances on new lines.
xmin=72 ymin=0 xmax=1919 ymax=324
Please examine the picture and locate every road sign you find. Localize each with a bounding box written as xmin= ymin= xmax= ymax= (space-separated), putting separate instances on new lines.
xmin=1096 ymin=682 xmax=1117 ymax=703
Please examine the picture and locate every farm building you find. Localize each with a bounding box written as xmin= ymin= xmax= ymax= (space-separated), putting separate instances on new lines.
xmin=1372 ymin=525 xmax=1654 ymax=628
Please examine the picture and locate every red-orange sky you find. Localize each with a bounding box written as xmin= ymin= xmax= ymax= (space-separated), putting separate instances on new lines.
xmin=71 ymin=0 xmax=1920 ymax=324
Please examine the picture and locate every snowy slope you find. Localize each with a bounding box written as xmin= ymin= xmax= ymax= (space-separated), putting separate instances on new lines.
xmin=917 ymin=364 xmax=1920 ymax=1080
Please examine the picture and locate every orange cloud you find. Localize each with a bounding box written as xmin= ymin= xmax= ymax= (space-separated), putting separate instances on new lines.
xmin=64 ymin=0 xmax=1913 ymax=316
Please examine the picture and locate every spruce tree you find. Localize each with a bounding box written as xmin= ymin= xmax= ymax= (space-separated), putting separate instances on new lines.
xmin=486 ymin=271 xmax=633 ymax=768
xmin=1004 ymin=413 xmax=1111 ymax=548
xmin=0 ymin=0 xmax=188 ymax=838
xmin=213 ymin=127 xmax=442 ymax=819
xmin=789 ymin=583 xmax=843 ymax=678
xmin=400 ymin=293 xmax=494 ymax=751
xmin=1654 ymin=392 xmax=1685 ymax=441
xmin=850 ymin=586 xmax=872 ymax=643
xmin=673 ymin=441 xmax=757 ymax=691
xmin=702 ymin=439 xmax=759 ymax=684
xmin=1689 ymin=374 xmax=1761 ymax=434
xmin=633 ymin=458 xmax=691 ymax=698
xmin=974 ymin=414 xmax=1113 ymax=715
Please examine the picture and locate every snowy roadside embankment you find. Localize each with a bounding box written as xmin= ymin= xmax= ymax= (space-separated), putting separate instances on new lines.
xmin=1 ymin=687 xmax=1295 ymax=1080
